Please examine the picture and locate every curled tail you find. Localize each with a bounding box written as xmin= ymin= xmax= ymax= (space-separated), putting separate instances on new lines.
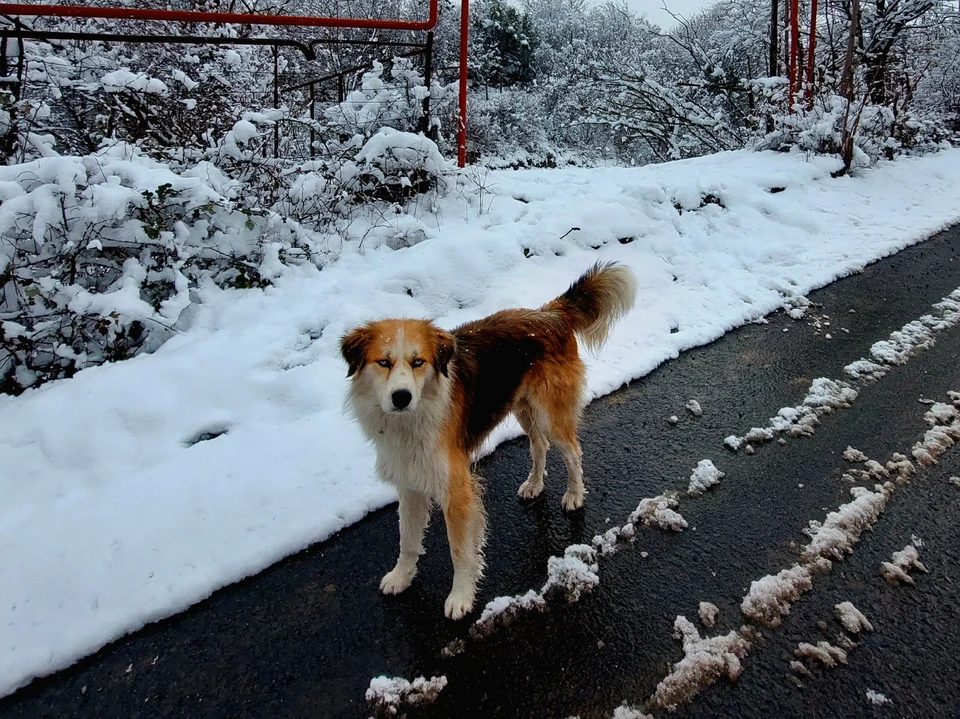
xmin=544 ymin=261 xmax=637 ymax=352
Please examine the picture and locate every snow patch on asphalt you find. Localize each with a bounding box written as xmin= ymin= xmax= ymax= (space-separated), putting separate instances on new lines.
xmin=866 ymin=689 xmax=893 ymax=706
xmin=880 ymin=545 xmax=929 ymax=586
xmin=648 ymin=616 xmax=751 ymax=711
xmin=629 ymin=493 xmax=688 ymax=531
xmin=835 ymin=602 xmax=874 ymax=633
xmin=687 ymin=459 xmax=725 ymax=497
xmin=366 ymin=674 xmax=448 ymax=715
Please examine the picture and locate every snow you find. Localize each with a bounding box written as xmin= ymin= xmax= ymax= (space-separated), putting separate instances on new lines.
xmin=687 ymin=459 xmax=725 ymax=497
xmin=365 ymin=674 xmax=447 ymax=715
xmin=866 ymin=689 xmax=892 ymax=706
xmin=801 ymin=485 xmax=891 ymax=564
xmin=612 ymin=706 xmax=653 ymax=719
xmin=684 ymin=399 xmax=703 ymax=417
xmin=835 ymin=601 xmax=874 ymax=633
xmin=5 ymin=147 xmax=960 ymax=696
xmin=795 ymin=640 xmax=848 ymax=668
xmin=648 ymin=616 xmax=751 ymax=711
xmin=698 ymin=601 xmax=719 ymax=628
xmin=629 ymin=493 xmax=688 ymax=531
xmin=740 ymin=565 xmax=813 ymax=628
xmin=842 ymin=446 xmax=869 ymax=462
xmin=880 ymin=544 xmax=929 ymax=586
xmin=471 ymin=544 xmax=598 ymax=636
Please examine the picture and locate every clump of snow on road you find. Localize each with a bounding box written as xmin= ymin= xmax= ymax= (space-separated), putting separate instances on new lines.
xmin=950 ymin=476 xmax=960 ymax=489
xmin=795 ymin=640 xmax=848 ymax=668
xmin=727 ymin=379 xmax=856 ymax=451
xmin=843 ymin=446 xmax=869 ymax=462
xmin=366 ymin=674 xmax=447 ymax=715
xmin=835 ymin=602 xmax=874 ymax=633
xmin=471 ymin=545 xmax=599 ymax=637
xmin=740 ymin=565 xmax=813 ymax=628
xmin=866 ymin=689 xmax=893 ymax=706
xmin=698 ymin=602 xmax=720 ymax=628
xmin=629 ymin=493 xmax=688 ymax=531
xmin=592 ymin=522 xmax=636 ymax=556
xmin=685 ymin=399 xmax=703 ymax=417
xmin=801 ymin=485 xmax=891 ymax=564
xmin=885 ymin=453 xmax=915 ymax=485
xmin=783 ymin=295 xmax=812 ymax=320
xmin=843 ymin=358 xmax=889 ymax=383
xmin=543 ymin=545 xmax=600 ymax=602
xmin=911 ymin=397 xmax=960 ymax=466
xmin=612 ymin=705 xmax=653 ymax=719
xmin=648 ymin=616 xmax=751 ymax=711
xmin=687 ymin=459 xmax=725 ymax=497
xmin=880 ymin=544 xmax=929 ymax=586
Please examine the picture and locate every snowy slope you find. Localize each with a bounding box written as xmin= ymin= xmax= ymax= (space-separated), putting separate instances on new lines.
xmin=3 ymin=148 xmax=960 ymax=697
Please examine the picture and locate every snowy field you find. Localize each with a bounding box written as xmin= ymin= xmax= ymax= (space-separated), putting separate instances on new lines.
xmin=3 ymin=147 xmax=960 ymax=697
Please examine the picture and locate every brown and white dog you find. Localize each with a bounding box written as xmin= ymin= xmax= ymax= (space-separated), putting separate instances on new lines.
xmin=340 ymin=262 xmax=637 ymax=619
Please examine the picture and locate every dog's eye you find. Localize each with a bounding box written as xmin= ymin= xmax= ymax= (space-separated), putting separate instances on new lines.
xmin=411 ymin=358 xmax=425 ymax=368
xmin=376 ymin=359 xmax=392 ymax=368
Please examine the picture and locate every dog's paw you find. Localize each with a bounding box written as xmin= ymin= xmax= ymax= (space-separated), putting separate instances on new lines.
xmin=561 ymin=489 xmax=585 ymax=512
xmin=444 ymin=589 xmax=475 ymax=620
xmin=380 ymin=567 xmax=415 ymax=595
xmin=517 ymin=477 xmax=544 ymax=500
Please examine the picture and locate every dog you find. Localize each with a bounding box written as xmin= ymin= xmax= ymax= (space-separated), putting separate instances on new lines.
xmin=340 ymin=262 xmax=637 ymax=619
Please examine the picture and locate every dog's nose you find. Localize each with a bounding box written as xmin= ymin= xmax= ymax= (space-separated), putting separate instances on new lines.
xmin=391 ymin=389 xmax=412 ymax=409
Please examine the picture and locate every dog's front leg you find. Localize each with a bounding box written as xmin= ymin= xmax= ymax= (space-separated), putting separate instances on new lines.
xmin=442 ymin=464 xmax=487 ymax=620
xmin=380 ymin=489 xmax=431 ymax=595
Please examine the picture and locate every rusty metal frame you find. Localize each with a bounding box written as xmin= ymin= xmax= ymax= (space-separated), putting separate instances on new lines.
xmin=0 ymin=0 xmax=438 ymax=30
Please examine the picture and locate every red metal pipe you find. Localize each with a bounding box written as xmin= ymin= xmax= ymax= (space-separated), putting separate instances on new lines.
xmin=457 ymin=0 xmax=469 ymax=168
xmin=805 ymin=0 xmax=818 ymax=107
xmin=0 ymin=0 xmax=438 ymax=30
xmin=788 ymin=0 xmax=799 ymax=110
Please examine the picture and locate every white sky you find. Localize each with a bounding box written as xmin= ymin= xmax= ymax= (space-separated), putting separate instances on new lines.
xmin=618 ymin=0 xmax=714 ymax=29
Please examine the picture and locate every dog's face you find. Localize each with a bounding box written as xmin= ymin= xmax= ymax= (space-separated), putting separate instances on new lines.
xmin=341 ymin=319 xmax=455 ymax=414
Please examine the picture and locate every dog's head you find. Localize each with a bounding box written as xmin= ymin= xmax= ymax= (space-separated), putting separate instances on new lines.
xmin=340 ymin=318 xmax=455 ymax=414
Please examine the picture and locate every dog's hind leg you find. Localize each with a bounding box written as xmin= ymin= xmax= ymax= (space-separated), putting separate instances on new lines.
xmin=515 ymin=400 xmax=549 ymax=500
xmin=380 ymin=489 xmax=431 ymax=595
xmin=541 ymin=354 xmax=588 ymax=511
xmin=442 ymin=459 xmax=487 ymax=620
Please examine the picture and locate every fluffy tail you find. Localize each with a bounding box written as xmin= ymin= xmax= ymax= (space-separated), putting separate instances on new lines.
xmin=544 ymin=261 xmax=637 ymax=352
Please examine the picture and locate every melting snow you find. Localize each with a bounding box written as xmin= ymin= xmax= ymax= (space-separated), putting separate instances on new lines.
xmin=866 ymin=689 xmax=892 ymax=706
xmin=698 ymin=602 xmax=720 ymax=628
xmin=880 ymin=544 xmax=929 ymax=586
xmin=365 ymin=674 xmax=447 ymax=715
xmin=685 ymin=399 xmax=703 ymax=417
xmin=629 ymin=493 xmax=688 ymax=531
xmin=648 ymin=616 xmax=751 ymax=711
xmin=795 ymin=640 xmax=848 ymax=668
xmin=835 ymin=602 xmax=874 ymax=633
xmin=687 ymin=459 xmax=725 ymax=497
xmin=741 ymin=565 xmax=813 ymax=628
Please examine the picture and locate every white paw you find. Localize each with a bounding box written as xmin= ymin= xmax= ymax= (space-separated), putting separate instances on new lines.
xmin=517 ymin=476 xmax=544 ymax=499
xmin=380 ymin=567 xmax=415 ymax=595
xmin=444 ymin=589 xmax=475 ymax=620
xmin=561 ymin=489 xmax=584 ymax=511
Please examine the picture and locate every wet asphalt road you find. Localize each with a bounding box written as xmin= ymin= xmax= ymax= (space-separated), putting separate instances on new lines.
xmin=3 ymin=226 xmax=960 ymax=719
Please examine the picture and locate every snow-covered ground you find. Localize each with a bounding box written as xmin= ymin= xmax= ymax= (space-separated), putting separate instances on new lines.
xmin=3 ymin=148 xmax=960 ymax=697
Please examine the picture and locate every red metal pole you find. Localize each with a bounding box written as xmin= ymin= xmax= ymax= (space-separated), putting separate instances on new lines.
xmin=788 ymin=0 xmax=799 ymax=111
xmin=0 ymin=0 xmax=438 ymax=30
xmin=457 ymin=0 xmax=469 ymax=168
xmin=805 ymin=0 xmax=818 ymax=107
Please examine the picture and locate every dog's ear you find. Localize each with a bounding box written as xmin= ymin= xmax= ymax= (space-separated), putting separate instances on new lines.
xmin=434 ymin=331 xmax=456 ymax=377
xmin=340 ymin=326 xmax=372 ymax=377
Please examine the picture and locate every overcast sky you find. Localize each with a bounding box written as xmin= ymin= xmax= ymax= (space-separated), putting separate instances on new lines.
xmin=617 ymin=0 xmax=713 ymax=29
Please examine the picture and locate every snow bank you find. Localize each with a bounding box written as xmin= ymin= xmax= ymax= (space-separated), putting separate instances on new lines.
xmin=5 ymin=148 xmax=960 ymax=696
